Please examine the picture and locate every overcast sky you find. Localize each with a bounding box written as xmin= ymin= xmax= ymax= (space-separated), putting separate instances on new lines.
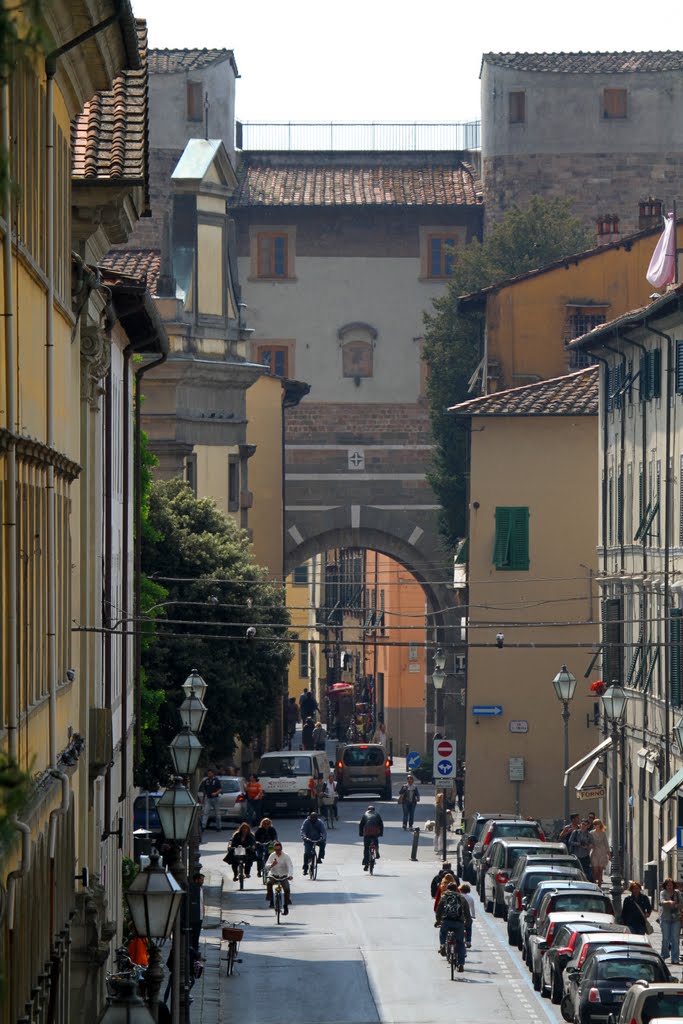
xmin=132 ymin=0 xmax=682 ymax=123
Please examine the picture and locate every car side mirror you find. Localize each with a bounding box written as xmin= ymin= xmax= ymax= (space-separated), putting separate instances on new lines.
xmin=566 ymin=969 xmax=578 ymax=979
xmin=521 ymin=897 xmax=529 ymax=909
xmin=537 ymin=940 xmax=547 ymax=951
xmin=473 ymin=850 xmax=482 ymax=859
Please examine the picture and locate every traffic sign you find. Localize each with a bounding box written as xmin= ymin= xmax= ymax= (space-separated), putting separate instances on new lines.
xmin=406 ymin=751 xmax=421 ymax=771
xmin=471 ymin=705 xmax=503 ymax=717
xmin=677 ymin=827 xmax=683 ymax=850
xmin=433 ymin=738 xmax=456 ymax=781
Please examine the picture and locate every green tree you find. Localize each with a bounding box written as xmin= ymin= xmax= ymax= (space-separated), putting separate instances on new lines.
xmin=423 ymin=196 xmax=593 ymax=548
xmin=139 ymin=478 xmax=291 ymax=788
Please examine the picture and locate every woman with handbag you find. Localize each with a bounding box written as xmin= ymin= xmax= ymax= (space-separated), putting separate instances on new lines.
xmin=621 ymin=880 xmax=653 ymax=935
xmin=588 ymin=819 xmax=611 ymax=888
xmin=659 ymin=877 xmax=682 ymax=963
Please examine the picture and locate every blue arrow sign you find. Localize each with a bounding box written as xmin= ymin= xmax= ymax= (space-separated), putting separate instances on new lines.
xmin=406 ymin=751 xmax=421 ymax=770
xmin=471 ymin=705 xmax=503 ymax=716
xmin=437 ymin=759 xmax=454 ymax=776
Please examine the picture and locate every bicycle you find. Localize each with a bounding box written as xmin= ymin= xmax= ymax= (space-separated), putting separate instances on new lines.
xmin=368 ymin=838 xmax=378 ymax=875
xmin=233 ymin=846 xmax=247 ymax=890
xmin=322 ymin=799 xmax=336 ymax=829
xmin=271 ymin=878 xmax=285 ymax=924
xmin=221 ymin=922 xmax=245 ymax=975
xmin=257 ymin=842 xmax=275 ymax=885
xmin=308 ymin=845 xmax=318 ymax=879
xmin=445 ymin=929 xmax=460 ymax=980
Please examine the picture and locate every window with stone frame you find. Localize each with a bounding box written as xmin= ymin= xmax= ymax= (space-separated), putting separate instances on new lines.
xmin=257 ymin=233 xmax=288 ymax=278
xmin=564 ymin=305 xmax=607 ymax=369
xmin=256 ymin=344 xmax=289 ymax=377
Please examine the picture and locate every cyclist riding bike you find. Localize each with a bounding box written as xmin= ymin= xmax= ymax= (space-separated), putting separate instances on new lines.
xmin=300 ymin=810 xmax=327 ymax=874
xmin=254 ymin=817 xmax=278 ymax=875
xmin=265 ymin=842 xmax=293 ymax=914
xmin=358 ymin=804 xmax=384 ymax=870
xmin=435 ymin=882 xmax=471 ymax=971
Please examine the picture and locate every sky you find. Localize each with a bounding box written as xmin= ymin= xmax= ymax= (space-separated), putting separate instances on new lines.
xmin=132 ymin=0 xmax=682 ymax=124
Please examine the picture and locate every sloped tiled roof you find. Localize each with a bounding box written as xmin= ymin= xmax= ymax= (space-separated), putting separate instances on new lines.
xmin=231 ymin=157 xmax=482 ymax=208
xmin=450 ymin=366 xmax=598 ymax=417
xmin=569 ymin=281 xmax=683 ymax=350
xmin=482 ymin=51 xmax=683 ymax=74
xmin=148 ymin=48 xmax=238 ymax=75
xmin=72 ymin=19 xmax=149 ymax=210
xmin=100 ymin=249 xmax=161 ymax=296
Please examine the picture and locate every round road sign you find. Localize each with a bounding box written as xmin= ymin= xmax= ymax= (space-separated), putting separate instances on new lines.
xmin=437 ymin=759 xmax=454 ymax=776
xmin=436 ymin=740 xmax=453 ymax=758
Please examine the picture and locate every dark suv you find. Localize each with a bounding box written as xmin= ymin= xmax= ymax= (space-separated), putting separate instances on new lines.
xmin=473 ymin=818 xmax=546 ymax=898
xmin=505 ymin=863 xmax=587 ymax=947
xmin=455 ymin=812 xmax=517 ymax=882
xmin=566 ymin=948 xmax=672 ymax=1024
xmin=483 ymin=838 xmax=561 ymax=918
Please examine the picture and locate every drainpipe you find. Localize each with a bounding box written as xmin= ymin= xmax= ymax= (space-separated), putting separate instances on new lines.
xmin=119 ymin=344 xmax=133 ymax=798
xmin=588 ymin=354 xmax=611 ymax=577
xmin=134 ymin=354 xmax=167 ymax=761
xmin=48 ymin=769 xmax=71 ymax=940
xmin=7 ymin=818 xmax=31 ymax=931
xmin=2 ymin=78 xmax=18 ymax=761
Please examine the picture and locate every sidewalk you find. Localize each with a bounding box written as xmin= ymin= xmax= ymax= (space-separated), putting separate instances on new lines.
xmin=190 ymin=868 xmax=229 ymax=1024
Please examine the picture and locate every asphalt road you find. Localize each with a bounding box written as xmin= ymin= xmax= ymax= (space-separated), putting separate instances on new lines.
xmin=198 ymin=785 xmax=568 ymax=1024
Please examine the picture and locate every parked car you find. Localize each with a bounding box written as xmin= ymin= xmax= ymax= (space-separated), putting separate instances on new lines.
xmin=510 ymin=851 xmax=583 ymax=881
xmin=455 ymin=812 xmax=518 ymax=882
xmin=473 ymin=818 xmax=546 ymax=897
xmin=216 ymin=775 xmax=248 ymax=823
xmin=133 ymin=792 xmax=163 ymax=842
xmin=541 ymin=924 xmax=631 ymax=1004
xmin=529 ymin=911 xmax=616 ymax=991
xmin=484 ymin=839 xmax=567 ymax=918
xmin=335 ymin=743 xmax=392 ymax=800
xmin=520 ymin=881 xmax=605 ymax=963
xmin=611 ymin=981 xmax=683 ymax=1024
xmin=505 ymin=864 xmax=588 ymax=948
xmin=565 ymin=948 xmax=673 ymax=1024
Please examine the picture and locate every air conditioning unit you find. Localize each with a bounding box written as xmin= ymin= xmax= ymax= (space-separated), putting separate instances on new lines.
xmin=89 ymin=708 xmax=113 ymax=780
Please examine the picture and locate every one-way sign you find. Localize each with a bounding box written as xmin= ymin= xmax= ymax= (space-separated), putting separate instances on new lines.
xmin=471 ymin=705 xmax=503 ymax=716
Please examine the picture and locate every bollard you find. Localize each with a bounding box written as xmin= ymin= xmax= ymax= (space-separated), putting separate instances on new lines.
xmin=410 ymin=827 xmax=420 ymax=861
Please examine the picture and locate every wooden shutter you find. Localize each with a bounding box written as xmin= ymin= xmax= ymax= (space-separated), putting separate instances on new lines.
xmin=603 ymin=88 xmax=627 ymax=119
xmin=493 ymin=507 xmax=529 ymax=570
xmin=639 ymin=353 xmax=648 ymax=401
xmin=676 ymin=342 xmax=683 ymax=395
xmin=671 ymin=609 xmax=683 ymax=708
xmin=601 ymin=597 xmax=623 ymax=686
xmin=257 ymin=235 xmax=271 ymax=276
xmin=493 ymin=507 xmax=512 ymax=568
xmin=605 ymin=365 xmax=614 ymax=411
xmin=648 ymin=349 xmax=661 ymax=400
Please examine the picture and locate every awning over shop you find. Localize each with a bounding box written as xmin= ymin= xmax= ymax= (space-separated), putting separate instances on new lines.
xmin=661 ymin=835 xmax=677 ymax=860
xmin=653 ymin=766 xmax=683 ymax=806
xmin=564 ymin=737 xmax=612 ymax=788
xmin=575 ymin=757 xmax=602 ymax=793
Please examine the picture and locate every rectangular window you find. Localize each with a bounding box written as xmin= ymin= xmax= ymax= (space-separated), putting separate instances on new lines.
xmin=509 ymin=91 xmax=526 ymax=124
xmin=627 ymin=463 xmax=633 ymax=541
xmin=602 ymin=597 xmax=623 ymax=686
xmin=607 ymin=470 xmax=613 ymax=546
xmin=256 ymin=345 xmax=289 ymax=377
xmin=493 ymin=507 xmax=529 ymax=571
xmin=299 ymin=641 xmax=310 ymax=679
xmin=293 ymin=564 xmax=309 ymax=586
xmin=454 ymin=654 xmax=466 ymax=673
xmin=603 ymin=88 xmax=627 ymax=119
xmin=257 ymin=233 xmax=288 ymax=278
xmin=428 ymin=235 xmax=457 ymax=278
xmin=228 ymin=456 xmax=239 ymax=512
xmin=617 ymin=469 xmax=623 ymax=544
xmin=187 ymin=81 xmax=204 ymax=122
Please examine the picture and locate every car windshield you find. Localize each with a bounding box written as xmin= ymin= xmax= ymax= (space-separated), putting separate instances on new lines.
xmin=494 ymin=824 xmax=540 ymax=839
xmin=134 ymin=796 xmax=161 ymax=830
xmin=258 ymin=756 xmax=312 ymax=777
xmin=599 ymin=959 xmax=661 ymax=982
xmin=220 ymin=779 xmax=241 ymax=793
xmin=510 ymin=846 xmax=549 ymax=867
xmin=642 ymin=993 xmax=683 ymax=1022
xmin=552 ymin=895 xmax=607 ymax=913
xmin=343 ymin=747 xmax=384 ymax=767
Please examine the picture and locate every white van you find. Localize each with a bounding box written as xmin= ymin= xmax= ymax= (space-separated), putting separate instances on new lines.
xmin=257 ymin=750 xmax=328 ymax=816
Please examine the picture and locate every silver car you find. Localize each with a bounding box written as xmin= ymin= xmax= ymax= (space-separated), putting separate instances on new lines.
xmin=217 ymin=776 xmax=248 ymax=823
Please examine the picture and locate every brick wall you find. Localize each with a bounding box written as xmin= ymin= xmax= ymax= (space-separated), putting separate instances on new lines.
xmin=285 ymin=402 xmax=432 ymax=445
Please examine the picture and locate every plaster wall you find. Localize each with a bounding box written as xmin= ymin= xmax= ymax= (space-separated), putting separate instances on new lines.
xmin=246 ymin=374 xmax=284 ymax=578
xmin=148 ymin=59 xmax=237 ymax=164
xmin=465 ymin=415 xmax=599 ymax=819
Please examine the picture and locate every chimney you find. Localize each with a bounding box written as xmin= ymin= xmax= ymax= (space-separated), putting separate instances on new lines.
xmin=639 ymin=198 xmax=663 ymax=232
xmin=596 ymin=214 xmax=621 ymax=246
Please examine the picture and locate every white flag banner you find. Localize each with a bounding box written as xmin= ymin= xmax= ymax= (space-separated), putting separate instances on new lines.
xmin=646 ymin=213 xmax=676 ymax=288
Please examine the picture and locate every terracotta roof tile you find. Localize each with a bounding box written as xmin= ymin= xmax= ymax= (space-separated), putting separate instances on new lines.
xmin=148 ymin=48 xmax=238 ymax=75
xmin=231 ymin=157 xmax=482 ymax=208
xmin=72 ymin=20 xmax=150 ymax=212
xmin=100 ymin=249 xmax=161 ymax=296
xmin=450 ymin=366 xmax=598 ymax=417
xmin=482 ymin=51 xmax=683 ymax=74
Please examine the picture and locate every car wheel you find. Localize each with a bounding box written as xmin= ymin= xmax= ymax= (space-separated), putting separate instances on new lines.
xmin=532 ymin=964 xmax=541 ymax=991
xmin=493 ymin=899 xmax=504 ymax=919
xmin=507 ymin=926 xmax=518 ymax=946
xmin=551 ymin=970 xmax=563 ymax=1005
xmin=540 ymin=972 xmax=550 ymax=999
xmin=560 ymin=995 xmax=573 ymax=1023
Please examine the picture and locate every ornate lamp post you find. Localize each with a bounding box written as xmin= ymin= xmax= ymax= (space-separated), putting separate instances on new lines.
xmin=97 ymin=977 xmax=155 ymax=1024
xmin=601 ymin=682 xmax=629 ymax=914
xmin=124 ymin=850 xmax=183 ymax=1023
xmin=552 ymin=664 xmax=577 ymax=822
xmin=169 ymin=726 xmax=202 ymax=778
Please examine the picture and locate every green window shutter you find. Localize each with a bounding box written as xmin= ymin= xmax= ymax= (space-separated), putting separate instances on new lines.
xmin=639 ymin=353 xmax=648 ymax=401
xmin=605 ymin=365 xmax=614 ymax=412
xmin=601 ymin=597 xmax=623 ymax=686
xmin=493 ymin=507 xmax=529 ymax=571
xmin=671 ymin=609 xmax=683 ymax=708
xmin=676 ymin=342 xmax=683 ymax=396
xmin=649 ymin=349 xmax=661 ymax=399
xmin=617 ymin=470 xmax=623 ymax=544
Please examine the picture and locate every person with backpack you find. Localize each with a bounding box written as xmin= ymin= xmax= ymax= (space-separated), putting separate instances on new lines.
xmin=435 ymin=882 xmax=471 ymax=970
xmin=358 ymin=805 xmax=384 ymax=870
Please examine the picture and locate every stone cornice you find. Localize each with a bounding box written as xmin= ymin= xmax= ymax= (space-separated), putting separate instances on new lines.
xmin=0 ymin=430 xmax=81 ymax=481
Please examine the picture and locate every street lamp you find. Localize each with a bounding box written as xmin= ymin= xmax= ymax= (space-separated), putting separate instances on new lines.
xmin=157 ymin=778 xmax=199 ymax=845
xmin=169 ymin=726 xmax=203 ymax=777
xmin=125 ymin=849 xmax=183 ymax=1023
xmin=182 ymin=668 xmax=207 ymax=703
xmin=97 ymin=977 xmax=155 ymax=1024
xmin=432 ymin=648 xmax=446 ymax=690
xmin=178 ymin=692 xmax=207 ymax=734
xmin=601 ymin=682 xmax=629 ymax=915
xmin=552 ymin=664 xmax=577 ymax=822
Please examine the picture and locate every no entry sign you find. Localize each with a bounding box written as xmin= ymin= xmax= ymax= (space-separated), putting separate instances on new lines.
xmin=433 ymin=738 xmax=456 ymax=779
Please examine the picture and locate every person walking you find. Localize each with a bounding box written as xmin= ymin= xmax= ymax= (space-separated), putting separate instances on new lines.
xmin=435 ymin=882 xmax=471 ymax=970
xmin=659 ymin=878 xmax=682 ymax=963
xmin=434 ymin=792 xmax=452 ymax=855
xmin=301 ymin=717 xmax=315 ymax=751
xmin=312 ymin=720 xmax=327 ymax=751
xmin=245 ymin=774 xmax=263 ymax=826
xmin=455 ymin=761 xmax=465 ymax=813
xmin=198 ymin=769 xmax=222 ymax=832
xmin=588 ymin=819 xmax=611 ymax=887
xmin=559 ymin=812 xmax=580 ymax=843
xmin=373 ymin=721 xmax=388 ymax=747
xmin=397 ymin=774 xmax=420 ymax=830
xmin=567 ymin=818 xmax=593 ymax=880
xmin=459 ymin=882 xmax=476 ymax=948
xmin=621 ymin=880 xmax=653 ymax=934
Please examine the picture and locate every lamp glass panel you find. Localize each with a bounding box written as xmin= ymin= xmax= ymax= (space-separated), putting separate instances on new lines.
xmin=552 ymin=665 xmax=577 ymax=702
xmin=179 ymin=695 xmax=207 ymax=733
xmin=125 ymin=857 xmax=182 ymax=941
xmin=432 ymin=670 xmax=445 ymax=690
xmin=601 ymin=684 xmax=628 ymax=722
xmin=170 ymin=728 xmax=202 ymax=776
xmin=157 ymin=784 xmax=198 ymax=843
xmin=183 ymin=670 xmax=207 ymax=702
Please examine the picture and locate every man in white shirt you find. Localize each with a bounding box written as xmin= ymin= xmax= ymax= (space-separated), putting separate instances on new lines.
xmin=265 ymin=842 xmax=294 ymax=914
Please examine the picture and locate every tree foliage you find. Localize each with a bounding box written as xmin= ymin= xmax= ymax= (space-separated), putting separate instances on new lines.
xmin=139 ymin=478 xmax=292 ymax=788
xmin=423 ymin=196 xmax=593 ymax=548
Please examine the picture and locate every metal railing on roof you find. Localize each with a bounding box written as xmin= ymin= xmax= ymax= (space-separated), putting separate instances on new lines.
xmin=236 ymin=120 xmax=481 ymax=152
